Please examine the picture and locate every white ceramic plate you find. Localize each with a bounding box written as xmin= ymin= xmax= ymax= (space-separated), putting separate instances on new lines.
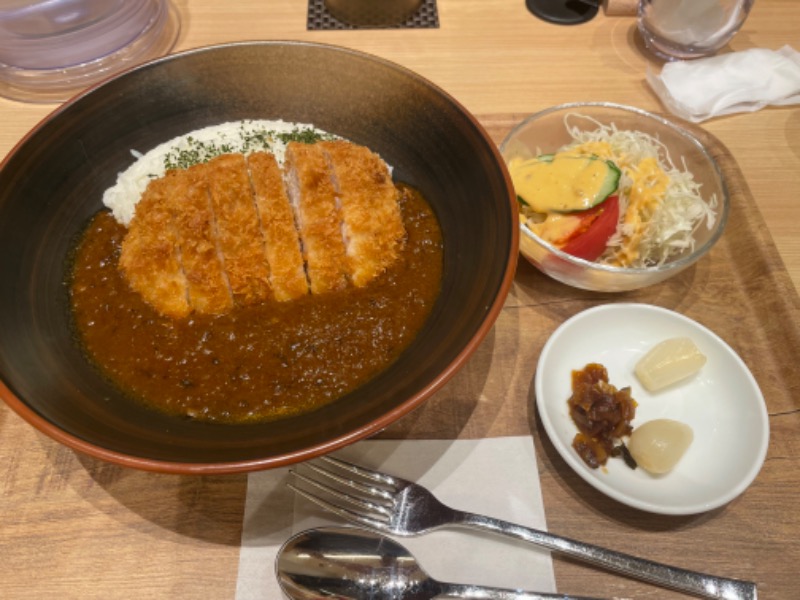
xmin=535 ymin=303 xmax=769 ymax=515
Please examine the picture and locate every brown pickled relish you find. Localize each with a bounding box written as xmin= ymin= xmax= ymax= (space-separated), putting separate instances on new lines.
xmin=568 ymin=363 xmax=637 ymax=469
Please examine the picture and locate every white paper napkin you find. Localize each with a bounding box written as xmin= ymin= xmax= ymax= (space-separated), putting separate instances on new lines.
xmin=647 ymin=45 xmax=800 ymax=122
xmin=235 ymin=437 xmax=555 ymax=599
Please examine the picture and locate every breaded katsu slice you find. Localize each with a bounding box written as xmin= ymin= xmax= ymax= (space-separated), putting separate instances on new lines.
xmin=321 ymin=141 xmax=406 ymax=287
xmin=119 ymin=140 xmax=408 ymax=318
xmin=204 ymin=153 xmax=272 ymax=306
xmin=284 ymin=142 xmax=349 ymax=295
xmin=247 ymin=151 xmax=309 ymax=302
xmin=166 ymin=166 xmax=233 ymax=315
xmin=119 ymin=175 xmax=191 ymax=319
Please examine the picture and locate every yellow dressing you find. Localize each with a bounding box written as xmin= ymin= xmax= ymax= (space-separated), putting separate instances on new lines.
xmin=509 ymin=154 xmax=611 ymax=213
xmin=562 ymin=141 xmax=615 ymax=163
xmin=612 ymin=157 xmax=669 ymax=266
xmin=527 ymin=212 xmax=582 ymax=245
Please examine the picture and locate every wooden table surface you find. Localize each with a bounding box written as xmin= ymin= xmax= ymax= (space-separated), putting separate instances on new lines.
xmin=2 ymin=2 xmax=799 ymax=599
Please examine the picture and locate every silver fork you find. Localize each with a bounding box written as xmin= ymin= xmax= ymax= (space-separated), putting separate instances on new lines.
xmin=289 ymin=456 xmax=757 ymax=600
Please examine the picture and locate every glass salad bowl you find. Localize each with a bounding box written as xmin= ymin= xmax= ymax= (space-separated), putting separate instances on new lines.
xmin=500 ymin=103 xmax=730 ymax=292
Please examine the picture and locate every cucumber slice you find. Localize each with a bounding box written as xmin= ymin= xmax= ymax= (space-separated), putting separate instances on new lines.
xmin=575 ymin=157 xmax=621 ymax=212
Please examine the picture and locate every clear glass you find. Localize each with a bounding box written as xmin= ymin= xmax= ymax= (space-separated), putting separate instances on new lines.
xmin=0 ymin=0 xmax=180 ymax=103
xmin=638 ymin=0 xmax=755 ymax=61
xmin=499 ymin=103 xmax=729 ymax=293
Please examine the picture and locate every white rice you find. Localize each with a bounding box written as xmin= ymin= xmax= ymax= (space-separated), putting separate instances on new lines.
xmin=102 ymin=119 xmax=332 ymax=226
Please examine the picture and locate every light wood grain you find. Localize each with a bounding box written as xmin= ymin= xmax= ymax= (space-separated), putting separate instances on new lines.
xmin=1 ymin=2 xmax=799 ymax=599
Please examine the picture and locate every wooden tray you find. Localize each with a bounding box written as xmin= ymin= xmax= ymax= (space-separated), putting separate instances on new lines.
xmin=380 ymin=114 xmax=800 ymax=598
xmin=2 ymin=113 xmax=797 ymax=599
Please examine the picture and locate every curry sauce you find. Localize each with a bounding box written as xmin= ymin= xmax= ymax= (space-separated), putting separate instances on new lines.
xmin=69 ymin=184 xmax=442 ymax=424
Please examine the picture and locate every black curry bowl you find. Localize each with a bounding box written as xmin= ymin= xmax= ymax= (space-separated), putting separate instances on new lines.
xmin=0 ymin=41 xmax=518 ymax=473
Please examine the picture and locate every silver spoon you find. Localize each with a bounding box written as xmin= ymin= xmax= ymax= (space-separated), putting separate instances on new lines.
xmin=275 ymin=526 xmax=605 ymax=600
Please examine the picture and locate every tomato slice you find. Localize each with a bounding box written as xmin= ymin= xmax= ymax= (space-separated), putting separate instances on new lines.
xmin=559 ymin=195 xmax=620 ymax=261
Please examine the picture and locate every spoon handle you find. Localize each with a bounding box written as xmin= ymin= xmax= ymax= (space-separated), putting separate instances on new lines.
xmin=450 ymin=511 xmax=756 ymax=599
xmin=440 ymin=583 xmax=603 ymax=600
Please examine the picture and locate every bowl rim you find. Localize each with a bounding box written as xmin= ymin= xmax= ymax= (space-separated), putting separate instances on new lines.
xmin=501 ymin=101 xmax=730 ymax=275
xmin=0 ymin=40 xmax=519 ymax=474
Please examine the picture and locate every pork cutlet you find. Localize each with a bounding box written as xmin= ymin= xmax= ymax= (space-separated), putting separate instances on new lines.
xmin=120 ymin=140 xmax=406 ymax=317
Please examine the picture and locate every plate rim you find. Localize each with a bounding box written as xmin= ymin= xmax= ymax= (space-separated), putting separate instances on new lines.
xmin=535 ymin=302 xmax=770 ymax=515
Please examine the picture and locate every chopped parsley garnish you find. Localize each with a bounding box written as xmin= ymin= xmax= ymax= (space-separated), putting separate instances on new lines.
xmin=161 ymin=123 xmax=335 ymax=171
xmin=276 ymin=127 xmax=331 ymax=145
xmin=163 ymin=137 xmax=234 ymax=170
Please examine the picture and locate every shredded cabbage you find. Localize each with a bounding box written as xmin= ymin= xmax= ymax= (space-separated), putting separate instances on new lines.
xmin=555 ymin=113 xmax=717 ymax=268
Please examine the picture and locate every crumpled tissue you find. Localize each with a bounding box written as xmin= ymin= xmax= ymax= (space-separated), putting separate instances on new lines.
xmin=647 ymin=45 xmax=800 ymax=122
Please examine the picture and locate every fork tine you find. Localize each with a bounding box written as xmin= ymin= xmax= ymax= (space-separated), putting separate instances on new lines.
xmin=288 ymin=483 xmax=391 ymax=532
xmin=304 ymin=462 xmax=394 ymax=502
xmin=321 ymin=455 xmax=400 ymax=487
xmin=290 ymin=470 xmax=393 ymax=518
